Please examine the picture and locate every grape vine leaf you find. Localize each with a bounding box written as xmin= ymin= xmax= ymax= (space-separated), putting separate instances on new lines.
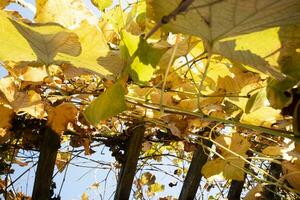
xmin=8 ymin=65 xmax=48 ymax=83
xmin=57 ymin=21 xmax=125 ymax=78
xmin=0 ymin=77 xmax=46 ymax=119
xmin=214 ymin=26 xmax=300 ymax=80
xmin=47 ymin=103 xmax=78 ymax=134
xmin=147 ymin=0 xmax=300 ymax=42
xmin=147 ymin=0 xmax=300 ymax=79
xmin=245 ymin=88 xmax=267 ymax=114
xmin=262 ymin=146 xmax=285 ymax=156
xmin=92 ymin=0 xmax=112 ymax=11
xmin=240 ymin=107 xmax=282 ymax=127
xmin=147 ymin=183 xmax=165 ymax=197
xmin=0 ymin=105 xmax=14 ymax=129
xmin=0 ymin=11 xmax=81 ymax=64
xmin=35 ymin=0 xmax=98 ymax=29
xmin=121 ymin=30 xmax=167 ymax=83
xmin=55 ymin=151 xmax=72 ymax=172
xmin=202 ymin=133 xmax=250 ymax=181
xmin=0 ymin=12 xmax=123 ymax=79
xmin=282 ymin=161 xmax=300 ymax=192
xmin=84 ymin=81 xmax=127 ymax=125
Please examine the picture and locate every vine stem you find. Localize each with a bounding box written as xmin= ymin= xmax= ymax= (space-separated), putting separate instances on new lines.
xmin=145 ymin=0 xmax=195 ymax=40
xmin=125 ymin=96 xmax=300 ymax=143
xmin=159 ymin=37 xmax=179 ymax=114
xmin=197 ymin=51 xmax=212 ymax=112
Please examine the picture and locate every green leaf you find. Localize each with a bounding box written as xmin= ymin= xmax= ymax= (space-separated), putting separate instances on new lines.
xmin=121 ymin=30 xmax=166 ymax=83
xmin=92 ymin=0 xmax=112 ymax=11
xmin=84 ymin=82 xmax=127 ymax=125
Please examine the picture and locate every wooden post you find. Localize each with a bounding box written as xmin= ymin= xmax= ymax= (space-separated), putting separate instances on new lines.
xmin=228 ymin=180 xmax=245 ymax=200
xmin=179 ymin=139 xmax=212 ymax=200
xmin=114 ymin=122 xmax=145 ymax=200
xmin=227 ymin=151 xmax=253 ymax=200
xmin=32 ymin=128 xmax=60 ymax=200
xmin=262 ymin=162 xmax=282 ymax=200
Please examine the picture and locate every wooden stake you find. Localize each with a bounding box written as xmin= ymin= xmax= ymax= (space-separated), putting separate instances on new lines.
xmin=114 ymin=122 xmax=145 ymax=200
xmin=179 ymin=139 xmax=212 ymax=200
xmin=32 ymin=128 xmax=60 ymax=200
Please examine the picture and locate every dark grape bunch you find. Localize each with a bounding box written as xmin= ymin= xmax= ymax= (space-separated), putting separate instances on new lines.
xmin=10 ymin=114 xmax=47 ymax=149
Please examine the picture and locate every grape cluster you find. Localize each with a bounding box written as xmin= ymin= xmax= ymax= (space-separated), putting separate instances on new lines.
xmin=102 ymin=135 xmax=129 ymax=164
xmin=10 ymin=115 xmax=47 ymax=149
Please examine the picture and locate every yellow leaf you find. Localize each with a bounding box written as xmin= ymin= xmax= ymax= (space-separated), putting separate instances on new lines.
xmin=147 ymin=0 xmax=300 ymax=42
xmin=81 ymin=192 xmax=89 ymax=200
xmin=202 ymin=133 xmax=250 ymax=181
xmin=12 ymin=90 xmax=46 ymax=119
xmin=201 ymin=158 xmax=225 ymax=181
xmin=0 ymin=128 xmax=11 ymax=144
xmin=0 ymin=11 xmax=81 ymax=64
xmin=151 ymin=91 xmax=175 ymax=106
xmin=60 ymin=63 xmax=94 ymax=79
xmin=89 ymin=182 xmax=100 ymax=190
xmin=128 ymin=85 xmax=152 ymax=98
xmin=140 ymin=172 xmax=156 ymax=186
xmin=47 ymin=103 xmax=78 ymax=134
xmin=9 ymin=65 xmax=48 ymax=82
xmin=282 ymin=161 xmax=300 ymax=192
xmin=202 ymin=155 xmax=246 ymax=181
xmin=244 ymin=184 xmax=263 ymax=200
xmin=214 ymin=133 xmax=250 ymax=155
xmin=84 ymin=82 xmax=126 ymax=125
xmin=0 ymin=0 xmax=10 ymax=9
xmin=223 ymin=155 xmax=246 ymax=181
xmin=58 ymin=21 xmax=124 ymax=78
xmin=0 ymin=76 xmax=17 ymax=102
xmin=91 ymin=0 xmax=112 ymax=11
xmin=55 ymin=152 xmax=72 ymax=172
xmin=159 ymin=37 xmax=200 ymax=71
xmin=35 ymin=0 xmax=97 ymax=29
xmin=217 ymin=26 xmax=300 ymax=81
xmin=262 ymin=146 xmax=285 ymax=156
xmin=177 ymin=98 xmax=198 ymax=112
xmin=241 ymin=107 xmax=282 ymax=127
xmin=147 ymin=183 xmax=165 ymax=197
xmin=0 ymin=77 xmax=46 ymax=118
xmin=0 ymin=105 xmax=14 ymax=129
xmin=147 ymin=0 xmax=300 ymax=78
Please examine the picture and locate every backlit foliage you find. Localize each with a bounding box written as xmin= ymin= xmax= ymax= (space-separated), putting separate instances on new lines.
xmin=1 ymin=0 xmax=300 ymax=199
